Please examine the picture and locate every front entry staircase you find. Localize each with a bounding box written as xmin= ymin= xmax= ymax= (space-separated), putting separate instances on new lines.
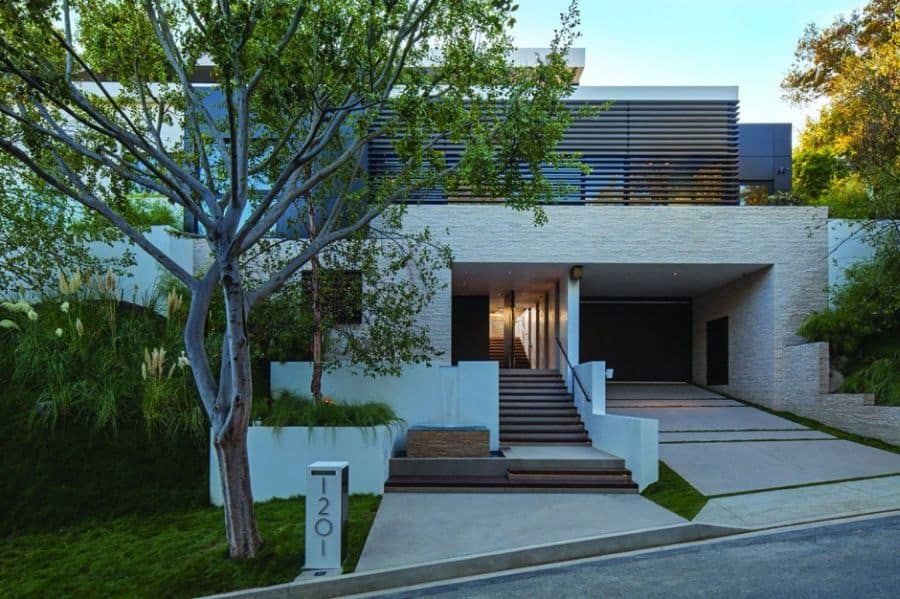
xmin=381 ymin=367 xmax=638 ymax=493
xmin=500 ymin=369 xmax=589 ymax=445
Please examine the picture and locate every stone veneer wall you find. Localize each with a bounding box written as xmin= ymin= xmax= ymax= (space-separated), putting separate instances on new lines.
xmin=693 ymin=266 xmax=774 ymax=405
xmin=401 ymin=205 xmax=830 ymax=401
xmin=781 ymin=342 xmax=900 ymax=445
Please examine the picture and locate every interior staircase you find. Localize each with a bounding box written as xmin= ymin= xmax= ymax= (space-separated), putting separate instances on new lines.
xmin=489 ymin=337 xmax=531 ymax=369
xmin=500 ymin=369 xmax=590 ymax=445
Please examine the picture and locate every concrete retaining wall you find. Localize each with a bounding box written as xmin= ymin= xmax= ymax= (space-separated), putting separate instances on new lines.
xmin=573 ymin=361 xmax=658 ymax=491
xmin=271 ymin=361 xmax=500 ymax=451
xmin=209 ymin=425 xmax=397 ymax=502
xmin=780 ymin=342 xmax=900 ymax=446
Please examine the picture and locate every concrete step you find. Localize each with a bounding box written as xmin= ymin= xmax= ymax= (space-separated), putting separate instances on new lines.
xmin=501 ymin=424 xmax=587 ymax=433
xmin=500 ymin=369 xmax=561 ymax=375
xmin=500 ymin=416 xmax=583 ymax=424
xmin=501 ymin=410 xmax=580 ymax=418
xmin=500 ymin=433 xmax=590 ymax=443
xmin=384 ymin=475 xmax=637 ymax=493
xmin=500 ymin=390 xmax=572 ymax=397
xmin=500 ymin=401 xmax=576 ymax=409
xmin=506 ymin=469 xmax=634 ymax=484
xmin=389 ymin=457 xmax=509 ymax=478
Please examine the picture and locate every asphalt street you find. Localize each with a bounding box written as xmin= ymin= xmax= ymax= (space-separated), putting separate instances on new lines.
xmin=374 ymin=514 xmax=900 ymax=598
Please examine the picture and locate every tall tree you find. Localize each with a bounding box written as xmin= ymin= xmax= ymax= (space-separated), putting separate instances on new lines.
xmin=783 ymin=0 xmax=899 ymax=223
xmin=0 ymin=0 xmax=581 ymax=558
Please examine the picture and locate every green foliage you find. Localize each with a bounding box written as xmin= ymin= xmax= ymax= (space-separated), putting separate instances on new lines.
xmin=784 ymin=1 xmax=898 ymax=222
xmin=252 ymin=391 xmax=401 ymax=428
xmin=0 ymin=275 xmax=205 ymax=437
xmin=792 ymin=148 xmax=848 ymax=203
xmin=642 ymin=462 xmax=707 ymax=520
xmin=0 ymin=494 xmax=381 ymax=597
xmin=818 ymin=174 xmax=871 ymax=218
xmin=799 ymin=246 xmax=900 ymax=404
xmin=0 ymin=170 xmax=129 ymax=297
xmin=842 ymin=354 xmax=900 ymax=406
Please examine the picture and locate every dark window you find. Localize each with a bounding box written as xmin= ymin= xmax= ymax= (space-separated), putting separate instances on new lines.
xmin=706 ymin=317 xmax=729 ymax=385
xmin=302 ymin=269 xmax=363 ymax=325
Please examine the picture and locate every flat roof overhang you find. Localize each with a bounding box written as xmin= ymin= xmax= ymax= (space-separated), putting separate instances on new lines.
xmin=453 ymin=262 xmax=770 ymax=305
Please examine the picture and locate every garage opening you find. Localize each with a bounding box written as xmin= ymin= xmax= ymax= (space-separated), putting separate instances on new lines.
xmin=580 ymin=298 xmax=692 ymax=382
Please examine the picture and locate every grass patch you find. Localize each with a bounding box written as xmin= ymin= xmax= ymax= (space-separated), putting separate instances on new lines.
xmin=642 ymin=462 xmax=708 ymax=520
xmin=253 ymin=391 xmax=402 ymax=428
xmin=0 ymin=495 xmax=381 ymax=598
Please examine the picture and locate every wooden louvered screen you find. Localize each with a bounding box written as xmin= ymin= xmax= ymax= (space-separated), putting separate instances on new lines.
xmin=367 ymin=99 xmax=739 ymax=205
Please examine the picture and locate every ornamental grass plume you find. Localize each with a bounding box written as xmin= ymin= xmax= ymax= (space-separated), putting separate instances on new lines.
xmin=58 ymin=270 xmax=83 ymax=295
xmin=0 ymin=319 xmax=19 ymax=330
xmin=166 ymin=289 xmax=183 ymax=319
xmin=2 ymin=299 xmax=32 ymax=314
xmin=142 ymin=347 xmax=171 ymax=380
xmin=75 ymin=318 xmax=84 ymax=337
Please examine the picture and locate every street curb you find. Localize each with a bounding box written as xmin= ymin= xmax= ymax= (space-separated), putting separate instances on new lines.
xmin=202 ymin=522 xmax=745 ymax=599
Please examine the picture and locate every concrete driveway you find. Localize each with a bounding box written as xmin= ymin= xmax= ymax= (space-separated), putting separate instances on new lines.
xmin=608 ymin=383 xmax=900 ymax=527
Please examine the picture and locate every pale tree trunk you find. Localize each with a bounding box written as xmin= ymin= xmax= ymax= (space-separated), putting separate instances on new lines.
xmin=309 ymin=253 xmax=324 ymax=403
xmin=306 ymin=198 xmax=324 ymax=403
xmin=208 ymin=261 xmax=263 ymax=559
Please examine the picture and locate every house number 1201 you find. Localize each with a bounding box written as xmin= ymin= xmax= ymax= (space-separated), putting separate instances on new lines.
xmin=304 ymin=461 xmax=347 ymax=572
xmin=316 ymin=479 xmax=332 ymax=555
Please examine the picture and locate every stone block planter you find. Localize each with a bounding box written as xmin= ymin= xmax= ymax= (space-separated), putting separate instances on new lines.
xmin=406 ymin=425 xmax=490 ymax=457
xmin=209 ymin=424 xmax=401 ymax=505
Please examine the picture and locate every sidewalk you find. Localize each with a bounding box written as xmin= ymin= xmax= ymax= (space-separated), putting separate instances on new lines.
xmin=355 ymin=493 xmax=684 ymax=572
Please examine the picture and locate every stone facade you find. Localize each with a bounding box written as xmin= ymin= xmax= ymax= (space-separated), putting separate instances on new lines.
xmin=782 ymin=342 xmax=900 ymax=445
xmin=402 ymin=204 xmax=830 ymax=405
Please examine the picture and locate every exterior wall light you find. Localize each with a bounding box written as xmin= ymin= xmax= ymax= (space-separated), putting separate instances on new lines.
xmin=570 ymin=265 xmax=583 ymax=281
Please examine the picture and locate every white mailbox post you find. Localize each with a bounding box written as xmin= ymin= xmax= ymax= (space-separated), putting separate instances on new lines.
xmin=304 ymin=461 xmax=349 ymax=572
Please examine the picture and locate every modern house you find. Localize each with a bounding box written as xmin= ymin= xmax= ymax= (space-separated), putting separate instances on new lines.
xmin=245 ymin=53 xmax=839 ymax=498
xmin=72 ymin=50 xmax=847 ymax=498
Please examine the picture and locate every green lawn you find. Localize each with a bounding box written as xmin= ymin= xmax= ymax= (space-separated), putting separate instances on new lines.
xmin=642 ymin=462 xmax=708 ymax=520
xmin=0 ymin=390 xmax=381 ymax=597
xmin=0 ymin=495 xmax=380 ymax=598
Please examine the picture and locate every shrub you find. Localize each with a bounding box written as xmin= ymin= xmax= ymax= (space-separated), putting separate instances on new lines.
xmin=251 ymin=391 xmax=402 ymax=428
xmin=800 ymin=245 xmax=900 ymax=404
xmin=0 ymin=272 xmax=205 ymax=437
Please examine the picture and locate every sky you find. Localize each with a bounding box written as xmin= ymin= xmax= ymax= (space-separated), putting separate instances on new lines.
xmin=510 ymin=0 xmax=866 ymax=144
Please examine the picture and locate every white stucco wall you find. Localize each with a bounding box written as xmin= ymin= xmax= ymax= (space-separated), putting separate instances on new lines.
xmin=89 ymin=225 xmax=194 ymax=306
xmin=827 ymin=219 xmax=896 ymax=291
xmin=270 ymin=361 xmax=500 ymax=451
xmin=209 ymin=425 xmax=397 ymax=502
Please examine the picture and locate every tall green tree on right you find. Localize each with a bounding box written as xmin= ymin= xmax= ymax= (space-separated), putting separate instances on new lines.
xmin=782 ymin=0 xmax=898 ymax=221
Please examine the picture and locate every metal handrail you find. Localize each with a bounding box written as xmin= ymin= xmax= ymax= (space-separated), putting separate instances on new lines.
xmin=555 ymin=337 xmax=591 ymax=403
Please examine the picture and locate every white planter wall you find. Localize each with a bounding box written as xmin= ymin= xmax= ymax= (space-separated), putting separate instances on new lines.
xmin=209 ymin=425 xmax=398 ymax=504
xmin=271 ymin=361 xmax=500 ymax=451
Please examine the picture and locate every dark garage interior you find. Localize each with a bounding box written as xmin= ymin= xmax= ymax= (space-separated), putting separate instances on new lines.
xmin=579 ymin=298 xmax=692 ymax=382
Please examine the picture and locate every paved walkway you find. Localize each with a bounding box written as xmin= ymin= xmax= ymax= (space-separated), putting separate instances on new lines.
xmin=355 ymin=493 xmax=684 ymax=572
